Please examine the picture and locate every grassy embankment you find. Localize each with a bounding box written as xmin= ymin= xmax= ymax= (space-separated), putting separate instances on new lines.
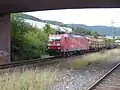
xmin=60 ymin=48 xmax=120 ymax=69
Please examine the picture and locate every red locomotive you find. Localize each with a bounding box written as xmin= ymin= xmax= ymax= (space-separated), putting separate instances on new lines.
xmin=47 ymin=32 xmax=117 ymax=57
xmin=47 ymin=33 xmax=89 ymax=56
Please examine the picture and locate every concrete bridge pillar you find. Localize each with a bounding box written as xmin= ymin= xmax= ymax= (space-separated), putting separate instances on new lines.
xmin=0 ymin=14 xmax=10 ymax=65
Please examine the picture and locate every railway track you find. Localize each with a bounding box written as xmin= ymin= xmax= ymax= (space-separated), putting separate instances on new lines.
xmin=87 ymin=63 xmax=120 ymax=90
xmin=0 ymin=56 xmax=60 ymax=69
xmin=0 ymin=54 xmax=79 ymax=69
xmin=0 ymin=49 xmax=89 ymax=69
xmin=0 ymin=54 xmax=78 ymax=69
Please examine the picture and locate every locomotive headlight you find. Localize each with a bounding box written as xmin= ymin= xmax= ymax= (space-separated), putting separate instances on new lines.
xmin=58 ymin=47 xmax=60 ymax=49
xmin=56 ymin=43 xmax=60 ymax=46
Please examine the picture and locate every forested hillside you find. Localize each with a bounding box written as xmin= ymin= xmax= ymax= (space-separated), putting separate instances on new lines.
xmin=22 ymin=13 xmax=120 ymax=36
xmin=66 ymin=24 xmax=120 ymax=36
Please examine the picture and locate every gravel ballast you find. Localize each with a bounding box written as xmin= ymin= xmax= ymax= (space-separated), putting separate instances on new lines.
xmin=47 ymin=57 xmax=120 ymax=90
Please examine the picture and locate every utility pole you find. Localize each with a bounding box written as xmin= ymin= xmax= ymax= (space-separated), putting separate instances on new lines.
xmin=111 ymin=20 xmax=115 ymax=38
xmin=111 ymin=20 xmax=115 ymax=47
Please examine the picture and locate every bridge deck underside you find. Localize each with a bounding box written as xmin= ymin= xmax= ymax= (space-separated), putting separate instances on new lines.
xmin=0 ymin=0 xmax=120 ymax=14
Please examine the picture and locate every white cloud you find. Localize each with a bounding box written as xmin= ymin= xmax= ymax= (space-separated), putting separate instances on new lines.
xmin=26 ymin=8 xmax=120 ymax=27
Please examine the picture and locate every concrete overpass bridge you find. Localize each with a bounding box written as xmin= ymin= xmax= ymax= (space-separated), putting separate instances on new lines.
xmin=0 ymin=0 xmax=120 ymax=64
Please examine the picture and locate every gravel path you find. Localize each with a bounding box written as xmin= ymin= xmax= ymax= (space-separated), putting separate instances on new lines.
xmin=47 ymin=57 xmax=120 ymax=90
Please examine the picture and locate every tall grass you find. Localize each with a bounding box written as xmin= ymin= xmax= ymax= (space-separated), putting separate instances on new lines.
xmin=61 ymin=48 xmax=120 ymax=69
xmin=0 ymin=67 xmax=58 ymax=90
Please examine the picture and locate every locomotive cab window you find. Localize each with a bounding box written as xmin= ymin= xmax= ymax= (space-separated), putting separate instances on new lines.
xmin=49 ymin=36 xmax=61 ymax=41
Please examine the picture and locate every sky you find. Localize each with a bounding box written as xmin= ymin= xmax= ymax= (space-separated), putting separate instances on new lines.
xmin=26 ymin=8 xmax=120 ymax=27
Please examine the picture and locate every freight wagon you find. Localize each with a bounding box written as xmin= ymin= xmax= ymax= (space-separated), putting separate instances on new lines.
xmin=86 ymin=36 xmax=106 ymax=51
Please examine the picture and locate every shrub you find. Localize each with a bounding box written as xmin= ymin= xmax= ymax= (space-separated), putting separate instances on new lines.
xmin=11 ymin=13 xmax=55 ymax=61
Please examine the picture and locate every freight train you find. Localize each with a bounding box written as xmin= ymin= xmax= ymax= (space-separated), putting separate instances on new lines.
xmin=47 ymin=33 xmax=118 ymax=57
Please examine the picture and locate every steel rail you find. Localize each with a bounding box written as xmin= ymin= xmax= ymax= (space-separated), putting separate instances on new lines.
xmin=0 ymin=48 xmax=117 ymax=69
xmin=0 ymin=56 xmax=57 ymax=69
xmin=87 ymin=63 xmax=120 ymax=90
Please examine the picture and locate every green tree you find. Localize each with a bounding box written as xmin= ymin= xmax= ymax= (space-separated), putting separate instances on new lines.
xmin=72 ymin=27 xmax=100 ymax=36
xmin=11 ymin=13 xmax=50 ymax=61
xmin=11 ymin=13 xmax=33 ymax=60
xmin=91 ymin=31 xmax=100 ymax=37
xmin=43 ymin=24 xmax=56 ymax=35
xmin=23 ymin=30 xmax=48 ymax=59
